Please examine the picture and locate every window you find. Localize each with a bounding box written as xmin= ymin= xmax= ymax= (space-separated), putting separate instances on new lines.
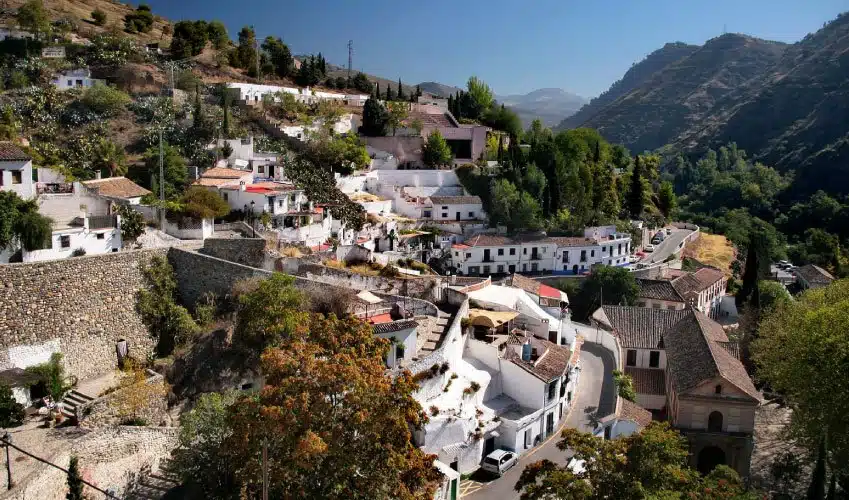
xmin=96 ymin=233 xmax=105 ymax=240
xmin=441 ymin=206 xmax=448 ymax=209
xmin=562 ymin=251 xmax=569 ymax=263
xmin=667 ymin=305 xmax=677 ymax=310
xmin=278 ymin=199 xmax=283 ymax=207
xmin=454 ymin=252 xmax=459 ymax=257
xmin=524 ymin=429 xmax=532 ymax=448
xmin=523 ymin=248 xmax=527 ymax=255
xmin=258 ymin=165 xmax=265 ymax=174
xmin=468 ymin=266 xmax=480 ymax=275
xmin=580 ymin=250 xmax=587 ymax=262
xmin=67 ymin=79 xmax=73 ymax=86
xmin=652 ymin=303 xmax=661 ymax=309
xmin=715 ymin=384 xmax=722 ymax=394
xmin=531 ymin=263 xmax=538 ymax=271
xmin=637 ymin=302 xmax=646 ymax=307
xmin=75 ymin=79 xmax=83 ymax=87
xmin=396 ymin=343 xmax=405 ymax=361
xmin=547 ymin=381 xmax=557 ymax=403
xmin=708 ymin=411 xmax=723 ymax=432
xmin=626 ymin=349 xmax=637 ymax=366
xmin=223 ymin=192 xmax=228 ymax=201
xmin=11 ymin=171 xmax=22 ymax=184
xmin=497 ymin=265 xmax=504 ymax=273
xmin=60 ymin=235 xmax=70 ymax=248
xmin=469 ymin=212 xmax=474 ymax=217
xmin=591 ymin=249 xmax=595 ymax=257
xmin=465 ymin=253 xmax=471 ymax=259
xmin=423 ymin=210 xmax=431 ymax=218
xmin=482 ymin=265 xmax=490 ymax=274
xmin=441 ymin=213 xmax=448 ymax=218
xmin=497 ymin=248 xmax=504 ymax=256
xmin=649 ymin=351 xmax=660 ymax=368
xmin=509 ymin=248 xmax=516 ymax=255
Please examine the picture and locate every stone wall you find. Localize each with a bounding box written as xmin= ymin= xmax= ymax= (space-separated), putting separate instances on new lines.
xmin=199 ymin=238 xmax=270 ymax=269
xmin=295 ymin=261 xmax=443 ymax=301
xmin=0 ymin=426 xmax=178 ymax=500
xmin=79 ymin=370 xmax=169 ymax=429
xmin=168 ymin=247 xmax=273 ymax=307
xmin=0 ymin=249 xmax=165 ymax=380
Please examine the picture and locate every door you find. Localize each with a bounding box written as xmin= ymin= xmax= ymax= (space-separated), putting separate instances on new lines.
xmin=549 ymin=331 xmax=557 ymax=343
xmin=545 ymin=413 xmax=555 ymax=436
xmin=455 ymin=211 xmax=460 ymax=221
xmin=508 ymin=265 xmax=515 ymax=273
xmin=483 ymin=249 xmax=490 ymax=262
xmin=484 ymin=437 xmax=496 ymax=457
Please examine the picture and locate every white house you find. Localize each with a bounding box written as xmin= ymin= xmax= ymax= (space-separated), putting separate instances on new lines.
xmin=639 ymin=268 xmax=727 ymax=319
xmin=372 ymin=320 xmax=418 ymax=368
xmin=81 ymin=176 xmax=151 ymax=205
xmin=227 ymin=82 xmax=368 ymax=107
xmin=425 ymin=195 xmax=484 ymax=222
xmin=0 ymin=143 xmax=35 ymax=200
xmin=51 ymin=68 xmax=99 ymax=90
xmin=210 ymin=137 xmax=280 ymax=180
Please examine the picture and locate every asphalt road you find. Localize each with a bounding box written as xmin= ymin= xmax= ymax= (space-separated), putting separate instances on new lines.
xmin=639 ymin=228 xmax=693 ymax=264
xmin=462 ymin=341 xmax=616 ymax=499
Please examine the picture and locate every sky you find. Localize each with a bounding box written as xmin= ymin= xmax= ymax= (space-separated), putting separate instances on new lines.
xmin=139 ymin=0 xmax=848 ymax=98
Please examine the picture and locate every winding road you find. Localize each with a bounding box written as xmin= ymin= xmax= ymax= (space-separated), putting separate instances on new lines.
xmin=638 ymin=228 xmax=693 ymax=265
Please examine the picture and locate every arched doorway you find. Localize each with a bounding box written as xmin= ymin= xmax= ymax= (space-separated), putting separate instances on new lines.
xmin=708 ymin=411 xmax=723 ymax=432
xmin=697 ymin=446 xmax=726 ymax=475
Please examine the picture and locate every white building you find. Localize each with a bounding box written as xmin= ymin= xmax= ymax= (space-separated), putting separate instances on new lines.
xmin=51 ymin=68 xmax=99 ymax=90
xmin=210 ymin=137 xmax=280 ymax=180
xmin=81 ymin=176 xmax=151 ymax=205
xmin=373 ymin=320 xmax=418 ymax=368
xmin=0 ymin=143 xmax=35 ymax=200
xmin=425 ymin=195 xmax=483 ymax=222
xmin=636 ymin=268 xmax=727 ymax=319
xmin=227 ymin=82 xmax=369 ymax=107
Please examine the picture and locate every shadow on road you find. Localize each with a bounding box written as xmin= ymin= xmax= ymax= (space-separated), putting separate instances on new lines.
xmin=581 ymin=343 xmax=617 ymax=419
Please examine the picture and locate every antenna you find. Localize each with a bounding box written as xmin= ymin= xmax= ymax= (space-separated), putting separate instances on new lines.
xmin=347 ymin=39 xmax=353 ymax=84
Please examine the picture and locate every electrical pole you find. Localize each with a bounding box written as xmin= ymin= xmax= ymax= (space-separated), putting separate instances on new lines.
xmin=159 ymin=128 xmax=165 ymax=229
xmin=347 ymin=39 xmax=353 ymax=85
xmin=4 ymin=432 xmax=11 ymax=490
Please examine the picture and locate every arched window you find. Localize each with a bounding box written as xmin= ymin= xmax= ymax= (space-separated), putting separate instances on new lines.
xmin=708 ymin=411 xmax=723 ymax=432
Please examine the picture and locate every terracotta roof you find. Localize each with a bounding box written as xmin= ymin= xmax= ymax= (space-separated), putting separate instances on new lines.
xmin=408 ymin=110 xmax=455 ymax=128
xmin=452 ymin=243 xmax=470 ymax=250
xmin=671 ymin=268 xmax=725 ymax=296
xmin=193 ymin=177 xmax=240 ymax=187
xmin=463 ymin=232 xmax=595 ymax=248
xmin=508 ymin=273 xmax=565 ymax=300
xmin=545 ymin=236 xmax=598 ymax=247
xmin=795 ymin=264 xmax=834 ymax=287
xmin=428 ymin=195 xmax=482 ymax=205
xmin=373 ymin=320 xmax=418 ymax=335
xmin=464 ymin=233 xmax=515 ymax=247
xmin=617 ymin=399 xmax=653 ymax=428
xmin=593 ymin=306 xmax=690 ymax=349
xmin=664 ymin=311 xmax=759 ymax=401
xmin=625 ymin=367 xmax=666 ymax=395
xmin=201 ymin=167 xmax=250 ymax=179
xmin=503 ymin=331 xmax=573 ymax=382
xmin=718 ymin=341 xmax=741 ymax=360
xmin=636 ymin=279 xmax=685 ymax=302
xmin=0 ymin=142 xmax=30 ymax=161
xmin=82 ymin=177 xmax=150 ymax=200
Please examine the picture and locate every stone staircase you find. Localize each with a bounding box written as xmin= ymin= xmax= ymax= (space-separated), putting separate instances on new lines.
xmin=125 ymin=459 xmax=181 ymax=500
xmin=59 ymin=390 xmax=94 ymax=421
xmin=419 ymin=307 xmax=458 ymax=354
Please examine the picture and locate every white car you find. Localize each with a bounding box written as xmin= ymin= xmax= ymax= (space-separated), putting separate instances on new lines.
xmin=666 ymin=228 xmax=673 ymax=235
xmin=481 ymin=449 xmax=518 ymax=476
xmin=567 ymin=457 xmax=586 ymax=474
xmin=644 ymin=244 xmax=655 ymax=252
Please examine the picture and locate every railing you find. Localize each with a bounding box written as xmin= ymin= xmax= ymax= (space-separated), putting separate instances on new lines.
xmin=37 ymin=183 xmax=74 ymax=194
xmin=88 ymin=215 xmax=118 ymax=230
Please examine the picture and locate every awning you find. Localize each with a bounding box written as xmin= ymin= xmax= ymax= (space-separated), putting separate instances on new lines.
xmin=356 ymin=290 xmax=383 ymax=305
xmin=468 ymin=308 xmax=519 ymax=329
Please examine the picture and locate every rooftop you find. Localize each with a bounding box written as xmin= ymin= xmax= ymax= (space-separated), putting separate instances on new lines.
xmin=502 ymin=329 xmax=573 ymax=382
xmin=0 ymin=142 xmax=31 ymax=161
xmin=592 ymin=306 xmax=690 ymax=349
xmin=373 ymin=319 xmax=418 ymax=335
xmin=428 ymin=195 xmax=482 ymax=205
xmin=82 ymin=177 xmax=150 ymax=200
xmin=625 ymin=367 xmax=666 ymax=395
xmin=199 ymin=167 xmax=250 ymax=179
xmin=795 ymin=264 xmax=834 ymax=287
xmin=508 ymin=273 xmax=566 ymax=300
xmin=617 ymin=399 xmax=653 ymax=428
xmin=670 ymin=267 xmax=726 ymax=296
xmin=462 ymin=232 xmax=599 ymax=248
xmin=636 ymin=278 xmax=685 ymax=302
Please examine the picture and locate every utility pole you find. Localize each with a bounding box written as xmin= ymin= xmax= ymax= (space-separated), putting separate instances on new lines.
xmin=158 ymin=128 xmax=165 ymax=229
xmin=4 ymin=432 xmax=10 ymax=490
xmin=347 ymin=39 xmax=353 ymax=85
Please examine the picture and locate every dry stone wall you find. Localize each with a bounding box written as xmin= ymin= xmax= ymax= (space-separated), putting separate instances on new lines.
xmin=199 ymin=237 xmax=270 ymax=269
xmin=0 ymin=249 xmax=165 ymax=380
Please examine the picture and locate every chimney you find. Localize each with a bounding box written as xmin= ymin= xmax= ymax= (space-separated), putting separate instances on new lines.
xmin=95 ymin=171 xmax=101 ymax=180
xmin=521 ymin=341 xmax=532 ymax=362
xmin=239 ymin=181 xmax=246 ymax=192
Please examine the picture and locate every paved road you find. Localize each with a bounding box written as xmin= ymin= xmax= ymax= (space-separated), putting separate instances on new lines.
xmin=462 ymin=342 xmax=616 ymax=499
xmin=639 ymin=228 xmax=693 ymax=264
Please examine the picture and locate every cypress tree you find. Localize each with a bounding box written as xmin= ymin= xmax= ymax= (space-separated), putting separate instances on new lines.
xmin=627 ymin=155 xmax=644 ymax=219
xmin=374 ymin=82 xmax=380 ymax=100
xmin=67 ymin=456 xmax=84 ymax=500
xmin=397 ymin=78 xmax=404 ymax=101
xmin=385 ymin=84 xmax=393 ymax=101
xmin=826 ymin=474 xmax=836 ymax=500
xmin=807 ymin=439 xmax=827 ymax=500
xmin=222 ymin=93 xmax=230 ymax=137
xmin=416 ymin=84 xmax=422 ymax=98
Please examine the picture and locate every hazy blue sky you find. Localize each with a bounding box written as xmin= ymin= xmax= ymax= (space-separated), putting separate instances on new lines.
xmin=139 ymin=0 xmax=847 ymax=97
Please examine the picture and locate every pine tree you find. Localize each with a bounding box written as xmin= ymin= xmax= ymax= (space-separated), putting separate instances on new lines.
xmin=385 ymin=84 xmax=394 ymax=101
xmin=317 ymin=52 xmax=326 ymax=76
xmin=66 ymin=456 xmax=84 ymax=500
xmin=447 ymin=95 xmax=454 ymax=114
xmin=397 ymin=78 xmax=404 ymax=101
xmin=627 ymin=155 xmax=644 ymax=219
xmin=416 ymin=85 xmax=422 ymax=98
xmin=374 ymin=82 xmax=380 ymax=100
xmin=193 ymin=84 xmax=205 ymax=129
xmin=739 ymin=231 xmax=764 ymax=307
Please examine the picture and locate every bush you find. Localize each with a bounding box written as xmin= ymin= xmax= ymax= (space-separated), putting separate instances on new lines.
xmin=26 ymin=353 xmax=75 ymax=402
xmin=71 ymin=248 xmax=86 ymax=257
xmin=116 ymin=205 xmax=145 ymax=242
xmin=177 ymin=187 xmax=230 ymax=220
xmin=429 ymin=405 xmax=439 ymax=417
xmin=123 ymin=4 xmax=154 ymax=34
xmin=380 ymin=264 xmax=400 ymax=278
xmin=194 ymin=293 xmax=217 ymax=327
xmin=91 ymin=8 xmax=107 ymax=26
xmin=0 ymin=384 xmax=24 ymax=427
xmin=80 ymin=83 xmax=131 ymax=116
xmin=120 ymin=416 xmax=149 ymax=426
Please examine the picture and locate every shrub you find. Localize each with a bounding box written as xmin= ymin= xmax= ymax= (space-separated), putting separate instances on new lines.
xmin=442 ymin=378 xmax=453 ymax=392
xmin=429 ymin=405 xmax=439 ymax=417
xmin=470 ymin=381 xmax=481 ymax=392
xmin=177 ymin=187 xmax=230 ymax=220
xmin=194 ymin=293 xmax=217 ymax=327
xmin=116 ymin=205 xmax=145 ymax=242
xmin=380 ymin=264 xmax=400 ymax=278
xmin=123 ymin=4 xmax=154 ymax=33
xmin=429 ymin=364 xmax=440 ymax=376
xmin=26 ymin=353 xmax=75 ymax=401
xmin=613 ymin=370 xmax=636 ymax=402
xmin=0 ymin=384 xmax=24 ymax=427
xmin=439 ymin=362 xmax=449 ymax=374
xmin=91 ymin=9 xmax=106 ymax=26
xmin=120 ymin=416 xmax=149 ymax=426
xmin=137 ymin=255 xmax=199 ymax=356
xmin=80 ymin=83 xmax=131 ymax=116
xmin=71 ymin=248 xmax=86 ymax=257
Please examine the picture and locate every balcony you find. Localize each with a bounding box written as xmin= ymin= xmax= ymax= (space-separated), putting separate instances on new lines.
xmin=529 ymin=253 xmax=542 ymax=261
xmin=88 ymin=215 xmax=118 ymax=230
xmin=37 ymin=183 xmax=74 ymax=195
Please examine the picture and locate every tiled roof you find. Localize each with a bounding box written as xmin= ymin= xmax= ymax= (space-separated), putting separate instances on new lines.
xmin=671 ymin=268 xmax=725 ymax=296
xmin=508 ymin=273 xmax=565 ymax=300
xmin=373 ymin=319 xmax=418 ymax=335
xmin=593 ymin=306 xmax=690 ymax=349
xmin=625 ymin=367 xmax=666 ymax=395
xmin=463 ymin=232 xmax=596 ymax=248
xmin=617 ymin=399 xmax=653 ymax=428
xmin=664 ymin=311 xmax=759 ymax=401
xmin=718 ymin=341 xmax=741 ymax=360
xmin=636 ymin=279 xmax=685 ymax=302
xmin=408 ymin=111 xmax=455 ymax=128
xmin=428 ymin=195 xmax=482 ymax=205
xmin=82 ymin=177 xmax=150 ymax=200
xmin=193 ymin=177 xmax=239 ymax=188
xmin=795 ymin=264 xmax=834 ymax=287
xmin=0 ymin=142 xmax=31 ymax=161
xmin=503 ymin=331 xmax=572 ymax=382
xmin=546 ymin=236 xmax=598 ymax=247
xmin=464 ymin=233 xmax=515 ymax=247
xmin=201 ymin=167 xmax=250 ymax=179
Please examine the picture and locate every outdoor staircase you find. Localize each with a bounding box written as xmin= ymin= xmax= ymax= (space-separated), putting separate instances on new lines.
xmin=419 ymin=307 xmax=458 ymax=354
xmin=125 ymin=459 xmax=181 ymax=500
xmin=59 ymin=390 xmax=94 ymax=420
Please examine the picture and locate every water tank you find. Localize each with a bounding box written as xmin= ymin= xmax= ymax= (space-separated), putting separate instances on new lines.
xmin=521 ymin=342 xmax=532 ymax=362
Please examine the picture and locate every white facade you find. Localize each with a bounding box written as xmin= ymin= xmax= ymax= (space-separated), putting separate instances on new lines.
xmin=0 ymin=158 xmax=34 ymax=200
xmin=23 ymin=218 xmax=121 ymax=263
xmin=227 ymin=82 xmax=368 ymax=106
xmin=426 ymin=200 xmax=483 ymax=222
xmin=52 ymin=69 xmax=98 ymax=90
xmin=373 ymin=322 xmax=418 ymax=368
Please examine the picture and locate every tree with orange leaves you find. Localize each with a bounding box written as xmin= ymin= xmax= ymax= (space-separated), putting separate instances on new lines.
xmin=223 ymin=312 xmax=440 ymax=499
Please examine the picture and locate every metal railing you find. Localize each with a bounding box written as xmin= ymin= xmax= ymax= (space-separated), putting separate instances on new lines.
xmin=37 ymin=183 xmax=74 ymax=194
xmin=88 ymin=215 xmax=118 ymax=230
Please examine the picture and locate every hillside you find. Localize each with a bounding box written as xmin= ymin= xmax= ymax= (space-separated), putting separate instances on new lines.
xmin=557 ymin=42 xmax=700 ymax=130
xmin=567 ymin=34 xmax=787 ymax=154
xmin=497 ymin=88 xmax=586 ymax=127
xmin=416 ymin=81 xmax=463 ymax=97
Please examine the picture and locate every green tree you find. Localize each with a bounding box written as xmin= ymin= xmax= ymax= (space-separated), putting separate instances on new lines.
xmin=467 ymin=76 xmax=493 ymax=115
xmin=627 ymin=155 xmax=645 ymax=219
xmin=261 ymin=36 xmax=293 ymax=78
xmin=66 ymin=456 xmax=84 ymax=500
xmin=17 ymin=0 xmax=49 ymax=39
xmin=170 ymin=20 xmax=209 ymax=58
xmin=80 ymin=83 xmax=131 ymax=116
xmin=612 ymin=370 xmax=636 ymax=402
xmin=26 ymin=353 xmax=73 ymax=402
xmin=385 ymin=83 xmax=394 ymax=101
xmin=91 ymin=138 xmax=127 ymax=177
xmin=123 ymin=3 xmax=154 ymax=33
xmin=360 ymin=98 xmax=388 ymax=136
xmin=0 ymin=191 xmax=52 ymax=253
xmin=115 ymin=205 xmax=145 ymax=243
xmin=351 ymin=72 xmax=372 ymax=94
xmin=207 ymin=20 xmax=229 ymax=50
xmin=137 ymin=145 xmax=188 ymax=200
xmin=657 ymin=180 xmax=677 ymax=218
xmin=91 ymin=8 xmax=107 ymax=26
xmin=233 ymin=273 xmax=306 ymax=350
xmin=137 ymin=255 xmax=198 ymax=356
xmin=757 ymin=280 xmax=790 ymax=312
xmin=386 ymin=101 xmax=408 ymax=136
xmin=178 ymin=187 xmax=230 ymax=220
xmin=396 ymin=78 xmax=404 ymax=101
xmin=754 ymin=279 xmax=849 ymax=467
xmin=237 ymin=26 xmax=259 ymax=76
xmin=0 ymin=383 xmax=24 ymax=428
xmin=573 ymin=265 xmax=639 ymax=320
xmin=422 ymin=130 xmax=453 ymax=168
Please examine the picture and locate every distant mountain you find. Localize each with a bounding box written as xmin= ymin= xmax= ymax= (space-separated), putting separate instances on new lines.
xmin=416 ymin=82 xmax=464 ymax=98
xmin=557 ymin=42 xmax=700 ymax=131
xmin=497 ymin=88 xmax=587 ymax=127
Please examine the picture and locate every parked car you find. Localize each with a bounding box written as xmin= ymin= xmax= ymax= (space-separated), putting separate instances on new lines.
xmin=644 ymin=244 xmax=655 ymax=252
xmin=482 ymin=449 xmax=518 ymax=476
xmin=666 ymin=227 xmax=673 ymax=235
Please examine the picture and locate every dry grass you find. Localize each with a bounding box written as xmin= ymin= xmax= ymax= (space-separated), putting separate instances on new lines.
xmin=683 ymin=233 xmax=736 ymax=273
xmin=280 ymin=247 xmax=303 ymax=258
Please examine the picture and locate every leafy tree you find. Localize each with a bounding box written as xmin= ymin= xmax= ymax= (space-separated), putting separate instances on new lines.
xmin=422 ymin=130 xmax=453 ymax=168
xmin=467 ymin=76 xmax=494 ymax=115
xmin=91 ymin=138 xmax=127 ymax=177
xmin=627 ymin=155 xmax=645 ymax=219
xmin=26 ymin=353 xmax=73 ymax=402
xmin=360 ymin=98 xmax=389 ymax=136
xmin=170 ymin=20 xmax=210 ymax=58
xmin=657 ymin=180 xmax=677 ymax=218
xmin=177 ymin=187 xmax=230 ymax=220
xmin=757 ymin=280 xmax=790 ymax=312
xmin=236 ymin=26 xmax=259 ymax=76
xmin=0 ymin=191 xmax=52 ymax=252
xmin=207 ymin=20 xmax=229 ymax=50
xmin=261 ymin=36 xmax=293 ymax=78
xmin=303 ymin=132 xmax=370 ymax=176
xmin=136 ymin=144 xmax=188 ymax=200
xmin=573 ymin=265 xmax=639 ymax=320
xmin=482 ymin=104 xmax=522 ymax=137
xmin=137 ymin=255 xmax=198 ymax=356
xmin=15 ymin=210 xmax=53 ymax=252
xmin=612 ymin=370 xmax=636 ymax=402
xmin=17 ymin=0 xmax=49 ymax=39
xmin=66 ymin=456 xmax=84 ymax=500
xmin=233 ymin=273 xmax=306 ymax=350
xmin=386 ymin=101 xmax=408 ymax=136
xmin=80 ymin=83 xmax=131 ymax=116
xmin=0 ymin=383 xmax=24 ymax=428
xmin=123 ymin=4 xmax=154 ymax=34
xmin=115 ymin=205 xmax=145 ymax=242
xmin=225 ymin=313 xmax=441 ymax=499
xmin=516 ymin=423 xmax=755 ymax=499
xmin=754 ymin=279 xmax=849 ymax=467
xmin=220 ymin=141 xmax=233 ymax=158
xmin=91 ymin=8 xmax=107 ymax=26
xmin=351 ymin=72 xmax=372 ymax=94
xmin=489 ymin=179 xmax=541 ymax=232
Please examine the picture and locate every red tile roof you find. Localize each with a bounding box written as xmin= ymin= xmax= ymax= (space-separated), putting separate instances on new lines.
xmin=0 ymin=142 xmax=30 ymax=161
xmin=538 ymin=284 xmax=562 ymax=299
